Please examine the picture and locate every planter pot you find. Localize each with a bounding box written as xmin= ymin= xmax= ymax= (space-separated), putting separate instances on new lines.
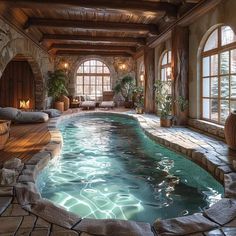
xmin=0 ymin=120 xmax=11 ymax=150
xmin=136 ymin=107 xmax=144 ymax=114
xmin=60 ymin=95 xmax=70 ymax=111
xmin=225 ymin=111 xmax=236 ymax=150
xmin=124 ymin=101 xmax=133 ymax=108
xmin=160 ymin=117 xmax=172 ymax=128
xmin=54 ymin=101 xmax=64 ymax=113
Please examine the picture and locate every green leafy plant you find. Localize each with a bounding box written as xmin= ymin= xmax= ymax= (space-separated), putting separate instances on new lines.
xmin=154 ymin=80 xmax=173 ymax=119
xmin=114 ymin=75 xmax=135 ymax=102
xmin=133 ymin=86 xmax=144 ymax=108
xmin=47 ymin=70 xmax=68 ymax=101
xmin=176 ymin=95 xmax=189 ymax=112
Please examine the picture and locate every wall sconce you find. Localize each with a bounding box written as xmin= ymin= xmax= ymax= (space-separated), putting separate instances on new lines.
xmin=63 ymin=62 xmax=69 ymax=74
xmin=166 ymin=66 xmax=172 ymax=79
xmin=119 ymin=63 xmax=127 ymax=71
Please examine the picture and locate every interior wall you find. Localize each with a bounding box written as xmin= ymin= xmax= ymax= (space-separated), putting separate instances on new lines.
xmin=189 ymin=0 xmax=236 ymax=119
xmin=54 ymin=55 xmax=136 ymax=97
xmin=0 ymin=60 xmax=35 ymax=109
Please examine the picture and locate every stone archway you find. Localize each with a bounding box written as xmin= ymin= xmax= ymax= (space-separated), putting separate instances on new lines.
xmin=0 ymin=38 xmax=46 ymax=109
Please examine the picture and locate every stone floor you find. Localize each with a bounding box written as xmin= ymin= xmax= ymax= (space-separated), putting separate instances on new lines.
xmin=0 ymin=110 xmax=236 ymax=236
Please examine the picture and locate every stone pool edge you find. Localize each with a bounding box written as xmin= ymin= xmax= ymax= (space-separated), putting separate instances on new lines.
xmin=1 ymin=111 xmax=236 ymax=236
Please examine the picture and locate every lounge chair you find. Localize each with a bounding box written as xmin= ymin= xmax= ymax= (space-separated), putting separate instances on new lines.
xmin=99 ymin=91 xmax=115 ymax=109
xmin=80 ymin=101 xmax=96 ymax=110
xmin=99 ymin=101 xmax=115 ymax=109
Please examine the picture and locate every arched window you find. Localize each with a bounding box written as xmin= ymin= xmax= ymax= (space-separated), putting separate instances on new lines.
xmin=201 ymin=26 xmax=236 ymax=124
xmin=139 ymin=62 xmax=145 ymax=86
xmin=76 ymin=59 xmax=111 ymax=100
xmin=160 ymin=50 xmax=172 ymax=94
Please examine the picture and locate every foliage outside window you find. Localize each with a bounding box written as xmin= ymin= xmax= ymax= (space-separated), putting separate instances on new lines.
xmin=202 ymin=26 xmax=236 ymax=124
xmin=76 ymin=59 xmax=111 ymax=101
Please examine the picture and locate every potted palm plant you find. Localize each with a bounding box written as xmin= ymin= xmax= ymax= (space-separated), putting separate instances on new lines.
xmin=154 ymin=80 xmax=173 ymax=127
xmin=114 ymin=75 xmax=135 ymax=108
xmin=47 ymin=70 xmax=68 ymax=112
xmin=133 ymin=86 xmax=144 ymax=114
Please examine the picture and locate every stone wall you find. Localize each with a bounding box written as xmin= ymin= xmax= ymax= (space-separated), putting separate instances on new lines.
xmin=54 ymin=55 xmax=136 ymax=98
xmin=0 ymin=19 xmax=54 ymax=110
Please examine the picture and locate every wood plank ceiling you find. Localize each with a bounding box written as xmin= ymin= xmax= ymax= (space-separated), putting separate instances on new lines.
xmin=0 ymin=0 xmax=202 ymax=57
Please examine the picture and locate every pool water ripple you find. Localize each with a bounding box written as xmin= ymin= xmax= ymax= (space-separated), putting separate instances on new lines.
xmin=38 ymin=115 xmax=223 ymax=223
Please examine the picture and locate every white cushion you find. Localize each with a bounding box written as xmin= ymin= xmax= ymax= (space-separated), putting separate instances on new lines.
xmin=0 ymin=107 xmax=21 ymax=120
xmin=80 ymin=101 xmax=96 ymax=108
xmin=100 ymin=101 xmax=115 ymax=108
xmin=15 ymin=112 xmax=49 ymax=123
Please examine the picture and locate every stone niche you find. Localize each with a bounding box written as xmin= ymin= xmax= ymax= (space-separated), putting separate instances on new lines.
xmin=54 ymin=55 xmax=136 ymax=98
xmin=0 ymin=19 xmax=54 ymax=110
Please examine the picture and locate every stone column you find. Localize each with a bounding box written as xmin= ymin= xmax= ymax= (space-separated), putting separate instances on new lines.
xmin=172 ymin=26 xmax=189 ymax=125
xmin=144 ymin=46 xmax=155 ymax=113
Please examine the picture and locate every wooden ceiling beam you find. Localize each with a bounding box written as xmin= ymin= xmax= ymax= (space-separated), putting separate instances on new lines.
xmin=2 ymin=0 xmax=177 ymax=16
xmin=49 ymin=44 xmax=136 ymax=54
xmin=148 ymin=0 xmax=223 ymax=48
xmin=42 ymin=34 xmax=146 ymax=45
xmin=56 ymin=50 xmax=132 ymax=57
xmin=25 ymin=18 xmax=158 ymax=35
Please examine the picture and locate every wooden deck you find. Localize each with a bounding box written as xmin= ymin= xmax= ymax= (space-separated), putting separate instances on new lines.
xmin=0 ymin=122 xmax=50 ymax=164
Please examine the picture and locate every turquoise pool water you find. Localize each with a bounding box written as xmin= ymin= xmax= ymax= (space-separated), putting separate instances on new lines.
xmin=38 ymin=114 xmax=223 ymax=223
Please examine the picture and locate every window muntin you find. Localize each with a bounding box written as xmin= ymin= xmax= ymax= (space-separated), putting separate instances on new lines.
xmin=201 ymin=26 xmax=236 ymax=124
xmin=160 ymin=50 xmax=172 ymax=94
xmin=76 ymin=59 xmax=111 ymax=101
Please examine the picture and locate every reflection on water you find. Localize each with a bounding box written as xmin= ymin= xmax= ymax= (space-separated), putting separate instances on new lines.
xmin=38 ymin=115 xmax=223 ymax=223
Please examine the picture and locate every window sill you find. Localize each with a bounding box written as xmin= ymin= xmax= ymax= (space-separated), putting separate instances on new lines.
xmin=188 ymin=118 xmax=225 ymax=139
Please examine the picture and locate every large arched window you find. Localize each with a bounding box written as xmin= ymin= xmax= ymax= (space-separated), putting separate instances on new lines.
xmin=201 ymin=26 xmax=236 ymax=124
xmin=160 ymin=50 xmax=172 ymax=94
xmin=76 ymin=59 xmax=111 ymax=100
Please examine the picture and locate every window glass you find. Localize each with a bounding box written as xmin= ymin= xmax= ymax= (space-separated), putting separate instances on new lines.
xmin=203 ymin=77 xmax=210 ymax=97
xmin=220 ymin=76 xmax=229 ymax=98
xmin=204 ymin=29 xmax=218 ymax=52
xmin=220 ymin=51 xmax=229 ymax=75
xmin=202 ymin=26 xmax=236 ymax=124
xmin=160 ymin=51 xmax=172 ymax=95
xmin=210 ymin=54 xmax=218 ymax=76
xmin=221 ymin=26 xmax=236 ymax=46
xmin=76 ymin=60 xmax=111 ymax=100
xmin=231 ymin=100 xmax=236 ymax=112
xmin=211 ymin=77 xmax=218 ymax=97
xmin=202 ymin=99 xmax=210 ymax=119
xmin=203 ymin=57 xmax=210 ymax=77
xmin=168 ymin=51 xmax=171 ymax=63
xmin=161 ymin=53 xmax=167 ymax=65
xmin=211 ymin=99 xmax=219 ymax=121
xmin=231 ymin=75 xmax=236 ymax=98
xmin=220 ymin=100 xmax=229 ymax=123
xmin=231 ymin=49 xmax=236 ymax=73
